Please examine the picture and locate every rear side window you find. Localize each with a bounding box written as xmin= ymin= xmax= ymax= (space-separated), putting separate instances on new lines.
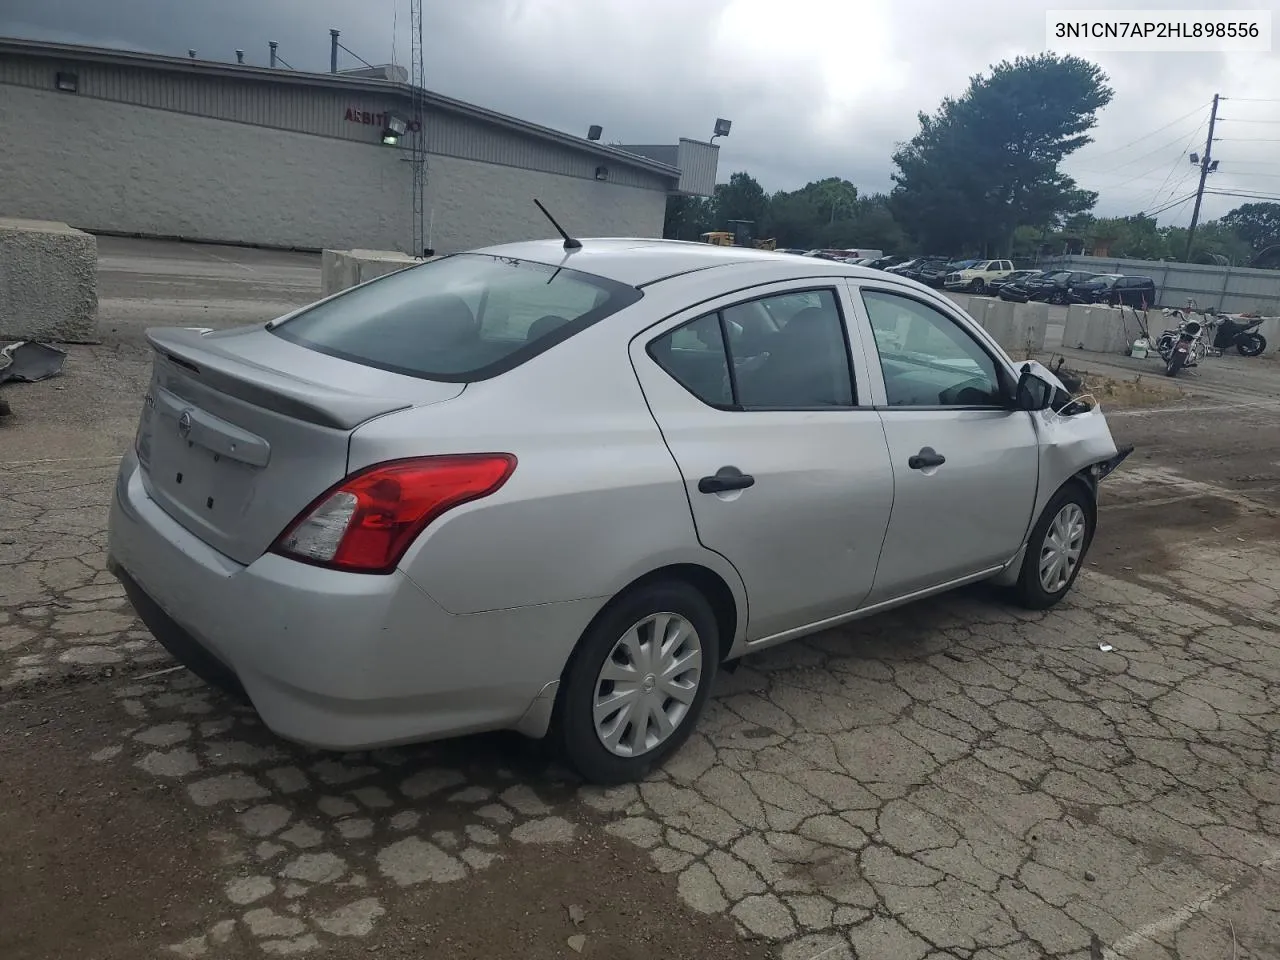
xmin=271 ymin=253 xmax=641 ymax=382
xmin=649 ymin=288 xmax=855 ymax=410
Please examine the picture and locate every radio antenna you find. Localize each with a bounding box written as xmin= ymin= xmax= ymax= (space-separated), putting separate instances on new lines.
xmin=533 ymin=199 xmax=581 ymax=251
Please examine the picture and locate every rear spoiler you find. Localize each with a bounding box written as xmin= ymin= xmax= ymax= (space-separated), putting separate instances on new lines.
xmin=145 ymin=327 xmax=411 ymax=431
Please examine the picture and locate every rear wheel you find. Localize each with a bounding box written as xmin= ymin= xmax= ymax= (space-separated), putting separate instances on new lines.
xmin=1012 ymin=484 xmax=1094 ymax=610
xmin=1166 ymin=350 xmax=1186 ymax=377
xmin=971 ymin=279 xmax=985 ymax=294
xmin=555 ymin=580 xmax=718 ymax=785
xmin=1237 ymin=333 xmax=1266 ymax=357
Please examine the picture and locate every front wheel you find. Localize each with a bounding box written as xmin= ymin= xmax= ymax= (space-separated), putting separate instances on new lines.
xmin=1012 ymin=484 xmax=1095 ymax=609
xmin=1051 ymin=290 xmax=1067 ymax=305
xmin=555 ymin=580 xmax=718 ymax=785
xmin=971 ymin=279 xmax=985 ymax=294
xmin=1166 ymin=350 xmax=1186 ymax=377
xmin=1237 ymin=333 xmax=1266 ymax=357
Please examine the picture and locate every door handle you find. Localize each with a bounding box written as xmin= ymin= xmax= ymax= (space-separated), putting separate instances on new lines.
xmin=698 ymin=467 xmax=755 ymax=494
xmin=908 ymin=447 xmax=946 ymax=470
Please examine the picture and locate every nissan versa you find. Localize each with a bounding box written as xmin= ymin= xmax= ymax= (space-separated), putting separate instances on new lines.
xmin=108 ymin=237 xmax=1131 ymax=785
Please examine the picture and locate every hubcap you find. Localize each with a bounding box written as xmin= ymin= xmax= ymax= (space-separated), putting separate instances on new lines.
xmin=1039 ymin=503 xmax=1087 ymax=593
xmin=593 ymin=613 xmax=703 ymax=758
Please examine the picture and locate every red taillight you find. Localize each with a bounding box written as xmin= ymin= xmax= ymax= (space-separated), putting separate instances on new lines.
xmin=271 ymin=454 xmax=516 ymax=574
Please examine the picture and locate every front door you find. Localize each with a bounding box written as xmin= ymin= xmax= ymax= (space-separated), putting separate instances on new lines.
xmin=630 ymin=283 xmax=895 ymax=642
xmin=849 ymin=284 xmax=1040 ymax=603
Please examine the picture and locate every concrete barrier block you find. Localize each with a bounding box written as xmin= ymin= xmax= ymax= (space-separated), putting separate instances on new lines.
xmin=321 ymin=248 xmax=421 ymax=297
xmin=0 ymin=218 xmax=98 ymax=341
xmin=946 ymin=292 xmax=971 ymax=314
xmin=1012 ymin=301 xmax=1049 ymax=355
xmin=1061 ymin=304 xmax=1090 ymax=349
xmin=983 ymin=299 xmax=1016 ymax=349
xmin=1082 ymin=306 xmax=1129 ymax=354
xmin=966 ymin=297 xmax=992 ymax=329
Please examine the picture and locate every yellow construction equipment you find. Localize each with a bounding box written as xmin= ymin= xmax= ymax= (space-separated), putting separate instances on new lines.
xmin=699 ymin=232 xmax=776 ymax=250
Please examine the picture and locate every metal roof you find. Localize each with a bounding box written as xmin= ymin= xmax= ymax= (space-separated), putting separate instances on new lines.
xmin=0 ymin=36 xmax=682 ymax=182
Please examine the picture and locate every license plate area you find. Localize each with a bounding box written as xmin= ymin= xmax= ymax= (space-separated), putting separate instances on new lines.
xmin=149 ymin=427 xmax=256 ymax=525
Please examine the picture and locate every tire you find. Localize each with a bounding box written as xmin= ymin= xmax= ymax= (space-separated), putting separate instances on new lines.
xmin=1166 ymin=350 xmax=1186 ymax=377
xmin=555 ymin=580 xmax=719 ymax=785
xmin=1237 ymin=333 xmax=1266 ymax=357
xmin=1051 ymin=290 xmax=1067 ymax=305
xmin=971 ymin=279 xmax=985 ymax=294
xmin=1012 ymin=483 xmax=1095 ymax=610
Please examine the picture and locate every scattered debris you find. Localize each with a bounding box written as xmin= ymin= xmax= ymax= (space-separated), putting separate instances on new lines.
xmin=567 ymin=934 xmax=586 ymax=953
xmin=0 ymin=341 xmax=67 ymax=385
xmin=1098 ymin=644 xmax=1114 ymax=653
xmin=1084 ymin=870 xmax=1097 ymax=881
xmin=566 ymin=904 xmax=585 ymax=927
xmin=132 ymin=666 xmax=187 ymax=682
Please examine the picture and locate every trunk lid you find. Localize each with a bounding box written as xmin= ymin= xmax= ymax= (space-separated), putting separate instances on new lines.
xmin=136 ymin=326 xmax=464 ymax=565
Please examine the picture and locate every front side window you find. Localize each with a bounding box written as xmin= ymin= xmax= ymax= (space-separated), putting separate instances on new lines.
xmin=649 ymin=288 xmax=855 ymax=410
xmin=271 ymin=253 xmax=640 ymax=381
xmin=861 ymin=290 xmax=1004 ymax=408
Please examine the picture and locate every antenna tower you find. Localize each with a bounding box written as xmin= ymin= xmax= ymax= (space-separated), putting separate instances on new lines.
xmin=409 ymin=0 xmax=427 ymax=256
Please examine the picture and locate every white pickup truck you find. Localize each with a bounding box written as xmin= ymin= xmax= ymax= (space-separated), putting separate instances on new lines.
xmin=943 ymin=259 xmax=1015 ymax=293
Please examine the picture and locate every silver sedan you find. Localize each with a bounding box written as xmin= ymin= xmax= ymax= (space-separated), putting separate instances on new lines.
xmin=107 ymin=239 xmax=1131 ymax=784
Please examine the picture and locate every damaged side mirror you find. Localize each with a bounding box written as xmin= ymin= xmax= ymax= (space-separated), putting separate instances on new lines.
xmin=1014 ymin=364 xmax=1054 ymax=411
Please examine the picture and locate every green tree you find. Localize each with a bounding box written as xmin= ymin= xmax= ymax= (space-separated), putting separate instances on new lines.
xmin=1219 ymin=202 xmax=1280 ymax=259
xmin=712 ymin=172 xmax=769 ymax=232
xmin=890 ymin=53 xmax=1113 ymax=256
xmin=662 ymin=195 xmax=713 ymax=242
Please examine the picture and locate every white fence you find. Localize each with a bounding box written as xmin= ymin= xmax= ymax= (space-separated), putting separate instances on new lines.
xmin=1041 ymin=255 xmax=1280 ymax=315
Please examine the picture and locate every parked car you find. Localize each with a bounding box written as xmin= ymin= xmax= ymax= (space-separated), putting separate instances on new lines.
xmin=919 ymin=259 xmax=974 ymax=287
xmin=988 ymin=269 xmax=1041 ymax=294
xmin=867 ymin=256 xmax=907 ymax=270
xmin=1105 ymin=275 xmax=1157 ymax=308
xmin=899 ymin=258 xmax=951 ymax=284
xmin=1022 ymin=270 xmax=1099 ymax=304
xmin=883 ymin=258 xmax=921 ymax=274
xmin=943 ymin=259 xmax=1016 ymax=294
xmin=107 ymin=238 xmax=1130 ymax=784
xmin=1068 ymin=274 xmax=1122 ymax=304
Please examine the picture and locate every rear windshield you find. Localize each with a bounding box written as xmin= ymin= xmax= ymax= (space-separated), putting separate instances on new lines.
xmin=270 ymin=253 xmax=641 ymax=381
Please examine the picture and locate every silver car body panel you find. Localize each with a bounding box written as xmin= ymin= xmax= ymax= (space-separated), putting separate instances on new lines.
xmin=108 ymin=239 xmax=1123 ymax=751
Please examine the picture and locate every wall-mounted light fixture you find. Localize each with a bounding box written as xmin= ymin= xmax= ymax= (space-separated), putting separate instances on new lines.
xmin=595 ymin=166 xmax=609 ymax=181
xmin=711 ymin=117 xmax=732 ymax=142
xmin=587 ymin=125 xmax=602 ymax=141
xmin=381 ymin=115 xmax=408 ymax=145
xmin=55 ymin=72 xmax=78 ymax=93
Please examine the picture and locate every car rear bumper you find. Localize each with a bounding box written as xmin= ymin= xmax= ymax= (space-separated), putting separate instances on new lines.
xmin=107 ymin=449 xmax=598 ymax=749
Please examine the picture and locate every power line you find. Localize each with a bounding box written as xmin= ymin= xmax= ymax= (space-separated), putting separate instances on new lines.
xmin=1214 ymin=137 xmax=1280 ymax=142
xmin=1143 ymin=191 xmax=1198 ymax=218
xmin=1142 ymin=122 xmax=1208 ymax=210
xmin=1217 ymin=117 xmax=1280 ymax=124
xmin=1071 ymin=102 xmax=1210 ymax=166
xmin=1205 ymin=188 xmax=1280 ymax=203
xmin=1220 ymin=97 xmax=1280 ymax=103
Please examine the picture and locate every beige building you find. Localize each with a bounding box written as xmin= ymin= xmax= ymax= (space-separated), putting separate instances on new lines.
xmin=0 ymin=37 xmax=719 ymax=254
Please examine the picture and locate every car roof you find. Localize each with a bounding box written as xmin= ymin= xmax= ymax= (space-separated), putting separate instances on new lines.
xmin=467 ymin=237 xmax=880 ymax=287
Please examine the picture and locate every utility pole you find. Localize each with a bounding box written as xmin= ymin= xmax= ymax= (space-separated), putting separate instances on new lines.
xmin=1184 ymin=94 xmax=1219 ymax=261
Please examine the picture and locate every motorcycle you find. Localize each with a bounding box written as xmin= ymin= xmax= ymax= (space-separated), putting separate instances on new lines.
xmin=1206 ymin=314 xmax=1267 ymax=357
xmin=1156 ymin=315 xmax=1204 ymax=377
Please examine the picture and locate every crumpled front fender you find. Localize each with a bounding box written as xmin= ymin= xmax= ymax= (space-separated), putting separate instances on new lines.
xmin=991 ymin=361 xmax=1134 ymax=586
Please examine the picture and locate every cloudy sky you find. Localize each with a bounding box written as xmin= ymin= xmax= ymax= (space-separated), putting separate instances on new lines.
xmin=4 ymin=0 xmax=1278 ymax=225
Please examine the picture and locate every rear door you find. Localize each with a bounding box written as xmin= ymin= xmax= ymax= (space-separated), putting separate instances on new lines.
xmin=630 ymin=281 xmax=895 ymax=642
xmin=847 ymin=282 xmax=1040 ymax=603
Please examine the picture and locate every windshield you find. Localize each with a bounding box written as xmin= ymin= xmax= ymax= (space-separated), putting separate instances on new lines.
xmin=271 ymin=253 xmax=641 ymax=382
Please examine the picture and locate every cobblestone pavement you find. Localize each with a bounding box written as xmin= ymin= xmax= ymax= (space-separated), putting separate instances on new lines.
xmin=4 ymin=431 xmax=1279 ymax=960
xmin=3 ymin=240 xmax=1279 ymax=959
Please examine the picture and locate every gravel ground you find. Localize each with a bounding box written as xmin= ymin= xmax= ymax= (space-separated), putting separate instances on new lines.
xmin=2 ymin=238 xmax=1279 ymax=960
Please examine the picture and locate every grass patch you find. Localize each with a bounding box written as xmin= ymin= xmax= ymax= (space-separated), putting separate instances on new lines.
xmin=1019 ymin=351 xmax=1184 ymax=409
